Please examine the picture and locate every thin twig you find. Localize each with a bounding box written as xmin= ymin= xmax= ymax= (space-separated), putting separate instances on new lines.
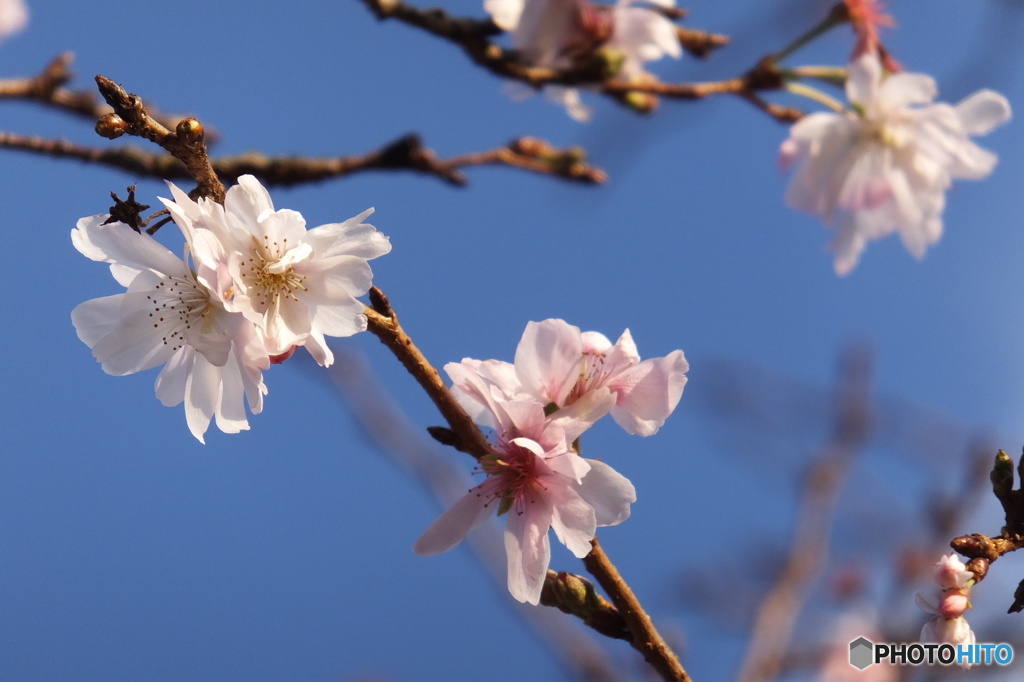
xmin=0 ymin=131 xmax=606 ymax=187
xmin=0 ymin=54 xmax=212 ymax=139
xmin=582 ymin=538 xmax=692 ymax=682
xmin=94 ymin=75 xmax=225 ymax=203
xmin=358 ymin=0 xmax=804 ymax=124
xmin=362 ymin=288 xmax=492 ymax=460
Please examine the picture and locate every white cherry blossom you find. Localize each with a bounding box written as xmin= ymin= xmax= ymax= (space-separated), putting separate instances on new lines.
xmin=160 ymin=176 xmax=391 ymax=366
xmin=780 ymin=53 xmax=1011 ymax=275
xmin=71 ymin=215 xmax=268 ymax=442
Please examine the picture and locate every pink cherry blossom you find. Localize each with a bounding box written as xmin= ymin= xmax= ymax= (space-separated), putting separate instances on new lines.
xmin=915 ymin=552 xmax=976 ymax=666
xmin=780 ymin=53 xmax=1011 ymax=275
xmin=448 ymin=318 xmax=688 ymax=436
xmin=414 ymin=395 xmax=635 ymax=604
xmin=933 ymin=552 xmax=973 ymax=590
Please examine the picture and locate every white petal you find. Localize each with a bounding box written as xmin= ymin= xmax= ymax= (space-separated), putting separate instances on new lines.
xmin=547 ymin=484 xmax=597 ymax=557
xmin=414 ymin=483 xmax=497 ymax=555
xmin=577 ymin=460 xmax=636 ymax=527
xmin=955 ymin=89 xmax=1012 ymax=136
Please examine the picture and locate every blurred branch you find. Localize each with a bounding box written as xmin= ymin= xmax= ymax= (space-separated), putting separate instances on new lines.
xmin=736 ymin=346 xmax=873 ymax=682
xmin=358 ymin=0 xmax=802 ymax=123
xmin=0 ymin=54 xmax=212 ymax=140
xmin=0 ymin=131 xmax=606 ymax=187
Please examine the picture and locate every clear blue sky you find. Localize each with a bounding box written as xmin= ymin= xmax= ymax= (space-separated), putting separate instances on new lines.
xmin=3 ymin=1 xmax=1024 ymax=680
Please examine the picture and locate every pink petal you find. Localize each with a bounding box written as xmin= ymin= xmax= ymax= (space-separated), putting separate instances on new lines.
xmin=414 ymin=482 xmax=498 ymax=556
xmin=515 ymin=319 xmax=583 ymax=405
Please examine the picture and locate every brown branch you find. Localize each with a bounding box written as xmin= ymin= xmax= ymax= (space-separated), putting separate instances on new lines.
xmin=677 ymin=26 xmax=730 ymax=59
xmin=358 ymin=0 xmax=803 ymax=124
xmin=0 ymin=54 xmax=214 ymax=140
xmin=0 ymin=131 xmax=606 ymax=187
xmin=950 ymin=448 xmax=1024 ymax=612
xmin=541 ymin=570 xmax=632 ymax=643
xmin=582 ymin=538 xmax=692 ymax=681
xmin=363 ymin=287 xmax=492 ymax=460
xmin=94 ymin=75 xmax=225 ymax=203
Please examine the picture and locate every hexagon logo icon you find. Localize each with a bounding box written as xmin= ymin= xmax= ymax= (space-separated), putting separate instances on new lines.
xmin=849 ymin=637 xmax=874 ymax=670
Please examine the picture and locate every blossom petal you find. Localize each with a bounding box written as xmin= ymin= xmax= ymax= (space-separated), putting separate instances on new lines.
xmin=504 ymin=499 xmax=552 ymax=604
xmin=576 ymin=460 xmax=636 ymax=527
xmin=609 ymin=350 xmax=688 ymax=436
xmin=515 ymin=319 xmax=583 ymax=406
xmin=414 ymin=482 xmax=498 ymax=555
xmin=955 ymin=89 xmax=1012 ymax=136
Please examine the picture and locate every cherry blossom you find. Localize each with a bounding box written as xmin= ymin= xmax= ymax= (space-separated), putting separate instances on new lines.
xmin=159 ymin=175 xmax=391 ymax=366
xmin=414 ymin=393 xmax=635 ymax=604
xmin=780 ymin=53 xmax=1011 ymax=275
xmin=71 ymin=215 xmax=268 ymax=442
xmin=0 ymin=0 xmax=27 ymax=43
xmin=448 ymin=318 xmax=688 ymax=436
xmin=484 ymin=0 xmax=681 ymax=120
xmin=915 ymin=553 xmax=976 ymax=665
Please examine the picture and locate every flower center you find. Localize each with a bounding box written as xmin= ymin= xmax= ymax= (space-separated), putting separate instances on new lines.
xmin=567 ymin=350 xmax=610 ymax=403
xmin=480 ymin=442 xmax=544 ymax=515
xmin=242 ymin=235 xmax=309 ymax=311
xmin=147 ymin=274 xmax=214 ymax=352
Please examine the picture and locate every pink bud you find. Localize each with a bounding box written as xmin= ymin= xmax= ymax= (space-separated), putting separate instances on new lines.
xmin=938 ymin=588 xmax=969 ymax=619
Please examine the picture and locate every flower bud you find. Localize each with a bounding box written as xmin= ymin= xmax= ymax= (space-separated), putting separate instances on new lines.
xmin=95 ymin=113 xmax=127 ymax=139
xmin=176 ymin=118 xmax=204 ymax=144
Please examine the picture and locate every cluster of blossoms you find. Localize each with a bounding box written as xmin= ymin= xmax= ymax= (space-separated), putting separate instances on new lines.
xmin=485 ymin=0 xmax=683 ymax=121
xmin=414 ymin=318 xmax=688 ymax=603
xmin=780 ymin=52 xmax=1011 ymax=275
xmin=915 ymin=553 xmax=975 ymax=660
xmin=72 ymin=175 xmax=391 ymax=442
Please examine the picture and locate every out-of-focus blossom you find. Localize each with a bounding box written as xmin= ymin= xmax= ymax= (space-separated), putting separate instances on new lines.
xmin=0 ymin=0 xmax=27 ymax=43
xmin=780 ymin=53 xmax=1011 ymax=275
xmin=916 ymin=552 xmax=976 ymax=666
xmin=484 ymin=0 xmax=681 ymax=120
xmin=448 ymin=319 xmax=687 ymax=436
xmin=414 ymin=392 xmax=635 ymax=604
xmin=71 ymin=215 xmax=268 ymax=442
xmin=160 ymin=175 xmax=391 ymax=366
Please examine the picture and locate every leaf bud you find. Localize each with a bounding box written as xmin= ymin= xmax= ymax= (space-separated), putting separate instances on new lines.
xmin=991 ymin=449 xmax=1014 ymax=500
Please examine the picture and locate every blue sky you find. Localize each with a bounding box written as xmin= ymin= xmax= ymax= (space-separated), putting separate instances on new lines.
xmin=3 ymin=1 xmax=1024 ymax=680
